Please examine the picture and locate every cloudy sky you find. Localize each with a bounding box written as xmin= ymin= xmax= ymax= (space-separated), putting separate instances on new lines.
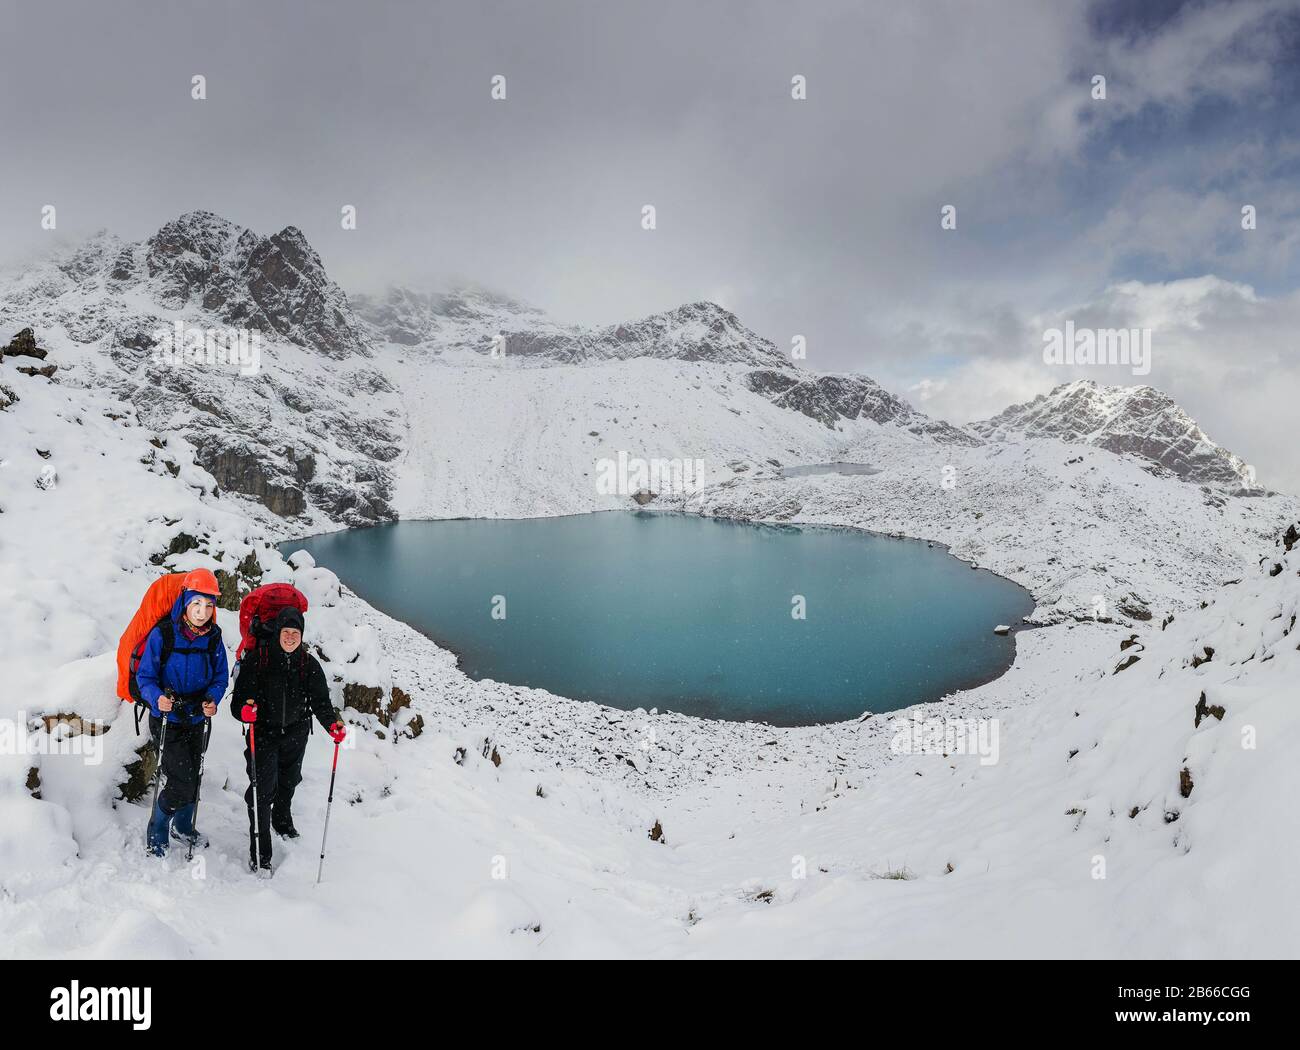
xmin=2 ymin=0 xmax=1298 ymax=489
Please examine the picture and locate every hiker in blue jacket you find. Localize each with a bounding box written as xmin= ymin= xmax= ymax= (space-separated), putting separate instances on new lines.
xmin=136 ymin=572 xmax=229 ymax=857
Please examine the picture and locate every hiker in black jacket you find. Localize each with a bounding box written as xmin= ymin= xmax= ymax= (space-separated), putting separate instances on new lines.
xmin=232 ymin=605 xmax=344 ymax=872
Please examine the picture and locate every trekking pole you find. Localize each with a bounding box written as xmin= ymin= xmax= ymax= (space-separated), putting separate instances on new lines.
xmin=145 ymin=691 xmax=173 ymax=849
xmin=187 ymin=716 xmax=212 ymax=863
xmin=316 ymin=737 xmax=342 ymax=885
xmin=246 ymin=722 xmax=262 ymax=871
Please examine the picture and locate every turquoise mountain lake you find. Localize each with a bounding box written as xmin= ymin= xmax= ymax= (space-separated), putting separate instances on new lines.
xmin=283 ymin=512 xmax=1034 ymax=726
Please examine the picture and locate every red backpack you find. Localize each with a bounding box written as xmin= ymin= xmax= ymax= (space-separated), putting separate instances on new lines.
xmin=237 ymin=583 xmax=309 ymax=662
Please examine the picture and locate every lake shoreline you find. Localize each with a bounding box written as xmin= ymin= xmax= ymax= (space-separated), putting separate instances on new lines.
xmin=279 ymin=508 xmax=1035 ymax=728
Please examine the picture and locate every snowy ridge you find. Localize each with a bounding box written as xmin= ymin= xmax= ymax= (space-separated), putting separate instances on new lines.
xmin=353 ymin=287 xmax=793 ymax=368
xmin=1 ymin=216 xmax=1272 ymax=531
xmin=744 ymin=368 xmax=982 ymax=445
xmin=351 ymin=285 xmax=565 ymax=351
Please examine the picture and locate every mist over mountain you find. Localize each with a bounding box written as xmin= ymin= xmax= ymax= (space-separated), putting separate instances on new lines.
xmin=0 ymin=213 xmax=1276 ymax=534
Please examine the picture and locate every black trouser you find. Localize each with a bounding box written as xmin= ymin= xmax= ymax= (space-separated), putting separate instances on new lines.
xmin=243 ymin=718 xmax=311 ymax=862
xmin=149 ymin=715 xmax=207 ymax=813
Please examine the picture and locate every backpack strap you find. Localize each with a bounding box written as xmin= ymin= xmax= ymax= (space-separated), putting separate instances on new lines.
xmin=157 ymin=617 xmax=176 ymax=668
xmin=132 ymin=616 xmax=175 ymax=736
xmin=146 ymin=620 xmax=222 ymax=723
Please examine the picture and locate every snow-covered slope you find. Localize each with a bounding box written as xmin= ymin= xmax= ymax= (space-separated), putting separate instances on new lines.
xmin=0 ymin=214 xmax=402 ymax=526
xmin=971 ymin=379 xmax=1255 ymax=489
xmin=3 ymin=214 xmax=1298 ymax=959
xmin=672 ymin=435 xmax=1286 ymax=625
xmin=3 ymin=351 xmax=1297 ymax=957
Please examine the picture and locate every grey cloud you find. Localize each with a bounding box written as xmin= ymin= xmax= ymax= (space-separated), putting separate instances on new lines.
xmin=0 ymin=0 xmax=1295 ymax=491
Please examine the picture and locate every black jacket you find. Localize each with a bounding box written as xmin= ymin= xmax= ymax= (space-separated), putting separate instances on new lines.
xmin=231 ymin=644 xmax=336 ymax=731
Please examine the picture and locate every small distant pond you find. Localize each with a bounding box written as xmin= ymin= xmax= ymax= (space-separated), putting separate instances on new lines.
xmin=780 ymin=462 xmax=882 ymax=477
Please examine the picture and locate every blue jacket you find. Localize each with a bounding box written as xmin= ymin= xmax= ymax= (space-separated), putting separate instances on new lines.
xmin=136 ymin=591 xmax=230 ymax=723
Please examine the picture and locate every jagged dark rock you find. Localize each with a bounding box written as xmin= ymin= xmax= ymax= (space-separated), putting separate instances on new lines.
xmin=744 ymin=369 xmax=981 ymax=445
xmin=1116 ymin=593 xmax=1153 ymax=621
xmin=150 ymin=530 xmax=201 ymax=565
xmin=1194 ymin=691 xmax=1226 ymax=728
xmin=198 ymin=444 xmax=305 ymax=517
xmin=237 ymin=550 xmax=262 ymax=580
xmin=305 ymin=478 xmax=394 ymax=526
xmin=3 ymin=328 xmax=49 ymax=360
xmin=144 ymin=211 xmax=370 ymax=359
xmin=213 ymin=569 xmax=242 ymax=611
xmin=342 ymin=682 xmax=385 ymax=717
xmin=119 ymin=741 xmax=158 ymax=802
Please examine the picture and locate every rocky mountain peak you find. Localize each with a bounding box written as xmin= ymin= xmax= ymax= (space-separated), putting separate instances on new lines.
xmin=590 ymin=301 xmax=789 ymax=367
xmin=971 ymin=379 xmax=1255 ymax=487
xmin=133 ymin=211 xmax=370 ymax=359
xmin=353 ymin=287 xmax=789 ymax=367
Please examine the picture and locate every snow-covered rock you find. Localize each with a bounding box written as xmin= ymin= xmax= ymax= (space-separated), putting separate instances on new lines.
xmin=971 ymin=379 xmax=1255 ymax=489
xmin=138 ymin=210 xmax=371 ymax=360
xmin=744 ymin=368 xmax=980 ymax=444
xmin=0 ymin=214 xmax=401 ymax=527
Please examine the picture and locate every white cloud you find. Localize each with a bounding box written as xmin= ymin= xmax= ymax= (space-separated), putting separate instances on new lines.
xmin=904 ymin=275 xmax=1300 ymax=495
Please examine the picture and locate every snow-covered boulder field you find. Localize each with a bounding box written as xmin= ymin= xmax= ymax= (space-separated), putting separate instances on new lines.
xmin=2 ymin=215 xmax=1298 ymax=958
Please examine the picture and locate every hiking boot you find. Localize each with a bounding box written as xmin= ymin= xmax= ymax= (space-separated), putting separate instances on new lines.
xmin=169 ymin=803 xmax=209 ymax=849
xmin=272 ymin=815 xmax=299 ymax=840
xmin=145 ymin=798 xmax=172 ymax=858
xmin=249 ymin=829 xmax=273 ymax=875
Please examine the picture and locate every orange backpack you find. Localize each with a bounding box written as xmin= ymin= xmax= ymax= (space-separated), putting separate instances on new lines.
xmin=116 ymin=572 xmax=187 ymax=702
